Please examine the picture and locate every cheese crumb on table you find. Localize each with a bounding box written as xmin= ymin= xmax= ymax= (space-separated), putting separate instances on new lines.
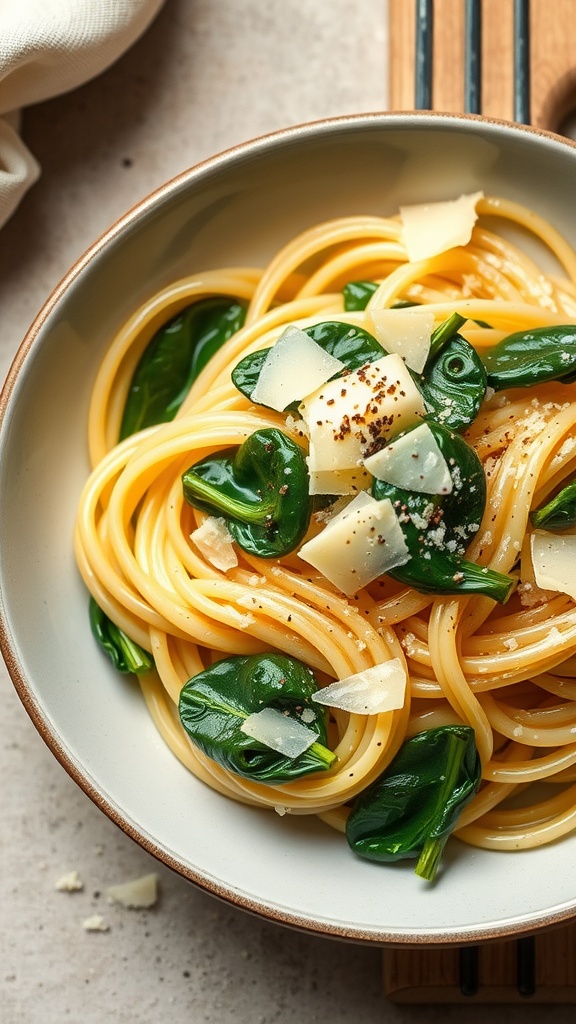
xmin=105 ymin=872 xmax=159 ymax=909
xmin=82 ymin=914 xmax=110 ymax=932
xmin=55 ymin=870 xmax=83 ymax=892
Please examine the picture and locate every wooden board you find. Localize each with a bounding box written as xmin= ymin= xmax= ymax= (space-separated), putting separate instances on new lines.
xmin=385 ymin=0 xmax=576 ymax=1001
xmin=388 ymin=0 xmax=576 ymax=130
xmin=384 ymin=921 xmax=576 ymax=1003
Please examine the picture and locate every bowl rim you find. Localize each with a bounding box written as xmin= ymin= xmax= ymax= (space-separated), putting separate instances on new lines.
xmin=3 ymin=109 xmax=576 ymax=946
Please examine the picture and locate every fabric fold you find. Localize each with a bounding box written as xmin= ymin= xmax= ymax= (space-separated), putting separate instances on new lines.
xmin=0 ymin=0 xmax=165 ymax=230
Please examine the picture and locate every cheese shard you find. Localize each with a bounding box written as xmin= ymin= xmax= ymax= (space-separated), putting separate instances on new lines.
xmin=364 ymin=422 xmax=453 ymax=495
xmin=299 ymin=353 xmax=426 ymax=487
xmin=55 ymin=871 xmax=83 ymax=892
xmin=400 ymin=191 xmax=484 ymax=263
xmin=298 ymin=492 xmax=410 ymax=595
xmin=531 ymin=532 xmax=576 ymax=602
xmin=312 ymin=659 xmax=407 ymax=714
xmin=368 ymin=308 xmax=435 ymax=373
xmin=307 ymin=463 xmax=372 ymax=496
xmin=240 ymin=707 xmax=317 ymax=758
xmin=191 ymin=516 xmax=238 ymax=571
xmin=250 ymin=324 xmax=345 ymax=411
xmin=106 ymin=874 xmax=159 ymax=909
xmin=82 ymin=914 xmax=110 ymax=932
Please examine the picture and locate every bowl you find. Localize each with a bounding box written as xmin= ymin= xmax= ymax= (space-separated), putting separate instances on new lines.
xmin=2 ymin=111 xmax=576 ymax=946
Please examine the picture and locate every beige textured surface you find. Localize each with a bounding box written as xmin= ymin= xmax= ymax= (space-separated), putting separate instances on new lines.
xmin=0 ymin=2 xmax=573 ymax=1021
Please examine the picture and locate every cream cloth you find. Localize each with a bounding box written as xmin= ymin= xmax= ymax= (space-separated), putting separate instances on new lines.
xmin=0 ymin=0 xmax=165 ymax=229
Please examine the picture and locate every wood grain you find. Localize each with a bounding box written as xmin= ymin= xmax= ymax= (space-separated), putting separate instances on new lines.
xmin=384 ymin=922 xmax=576 ymax=1003
xmin=388 ymin=0 xmax=576 ymax=130
xmin=386 ymin=0 xmax=576 ymax=1002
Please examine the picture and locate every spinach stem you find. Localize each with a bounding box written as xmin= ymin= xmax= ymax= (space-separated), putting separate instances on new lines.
xmin=184 ymin=475 xmax=272 ymax=524
xmin=415 ymin=732 xmax=467 ymax=881
xmin=310 ymin=741 xmax=337 ymax=770
xmin=427 ymin=312 xmax=468 ymax=363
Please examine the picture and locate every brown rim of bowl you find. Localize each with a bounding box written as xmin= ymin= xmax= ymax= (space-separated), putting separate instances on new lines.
xmin=2 ymin=109 xmax=576 ymax=947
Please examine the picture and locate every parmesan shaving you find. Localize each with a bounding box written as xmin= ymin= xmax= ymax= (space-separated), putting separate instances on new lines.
xmin=400 ymin=191 xmax=483 ymax=262
xmin=298 ymin=493 xmax=410 ymax=595
xmin=299 ymin=353 xmax=426 ymax=488
xmin=250 ymin=324 xmax=345 ymax=411
xmin=191 ymin=516 xmax=238 ymax=571
xmin=367 ymin=308 xmax=434 ymax=373
xmin=363 ymin=423 xmax=453 ymax=495
xmin=531 ymin=532 xmax=576 ymax=603
xmin=240 ymin=707 xmax=317 ymax=758
xmin=307 ymin=464 xmax=371 ymax=496
xmin=313 ymin=659 xmax=407 ymax=714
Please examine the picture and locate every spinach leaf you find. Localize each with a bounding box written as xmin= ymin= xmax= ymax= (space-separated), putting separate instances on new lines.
xmin=342 ymin=281 xmax=379 ymax=311
xmin=416 ymin=314 xmax=487 ymax=432
xmin=120 ymin=297 xmax=246 ymax=439
xmin=89 ymin=597 xmax=153 ymax=674
xmin=482 ymin=325 xmax=576 ymax=390
xmin=342 ymin=281 xmax=415 ymax=312
xmin=179 ymin=653 xmax=336 ymax=783
xmin=345 ymin=725 xmax=481 ymax=881
xmin=371 ymin=421 xmax=513 ymax=602
xmin=531 ymin=478 xmax=576 ymax=530
xmin=231 ymin=321 xmax=386 ymax=408
xmin=182 ymin=427 xmax=311 ymax=557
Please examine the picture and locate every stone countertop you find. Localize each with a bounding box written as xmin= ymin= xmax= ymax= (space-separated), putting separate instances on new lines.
xmin=0 ymin=2 xmax=571 ymax=1021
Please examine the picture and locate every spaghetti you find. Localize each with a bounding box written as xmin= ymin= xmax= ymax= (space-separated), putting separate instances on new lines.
xmin=74 ymin=194 xmax=576 ymax=860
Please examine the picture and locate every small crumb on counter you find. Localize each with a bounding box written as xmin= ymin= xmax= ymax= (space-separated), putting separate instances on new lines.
xmin=82 ymin=914 xmax=109 ymax=932
xmin=55 ymin=871 xmax=83 ymax=892
xmin=105 ymin=873 xmax=159 ymax=909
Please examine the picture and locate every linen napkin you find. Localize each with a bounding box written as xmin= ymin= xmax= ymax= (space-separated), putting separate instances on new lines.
xmin=0 ymin=0 xmax=165 ymax=230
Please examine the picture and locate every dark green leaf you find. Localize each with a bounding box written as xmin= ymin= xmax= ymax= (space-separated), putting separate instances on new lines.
xmin=345 ymin=725 xmax=481 ymax=881
xmin=179 ymin=653 xmax=336 ymax=783
xmin=482 ymin=325 xmax=576 ymax=391
xmin=89 ymin=597 xmax=153 ymax=674
xmin=342 ymin=281 xmax=416 ymax=312
xmin=231 ymin=320 xmax=386 ymax=409
xmin=417 ymin=333 xmax=487 ymax=432
xmin=531 ymin=478 xmax=576 ymax=530
xmin=371 ymin=421 xmax=513 ymax=602
xmin=120 ymin=297 xmax=246 ymax=439
xmin=182 ymin=427 xmax=311 ymax=557
xmin=342 ymin=281 xmax=379 ymax=311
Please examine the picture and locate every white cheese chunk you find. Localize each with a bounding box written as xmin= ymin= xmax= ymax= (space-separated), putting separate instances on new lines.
xmin=364 ymin=422 xmax=453 ymax=495
xmin=106 ymin=873 xmax=159 ymax=909
xmin=191 ymin=516 xmax=238 ymax=571
xmin=240 ymin=707 xmax=317 ymax=758
xmin=55 ymin=871 xmax=83 ymax=892
xmin=299 ymin=353 xmax=426 ymax=483
xmin=368 ymin=308 xmax=435 ymax=373
xmin=400 ymin=191 xmax=484 ymax=263
xmin=250 ymin=324 xmax=345 ymax=411
xmin=307 ymin=463 xmax=372 ymax=496
xmin=82 ymin=914 xmax=110 ymax=932
xmin=298 ymin=492 xmax=410 ymax=595
xmin=312 ymin=658 xmax=407 ymax=714
xmin=531 ymin=532 xmax=576 ymax=602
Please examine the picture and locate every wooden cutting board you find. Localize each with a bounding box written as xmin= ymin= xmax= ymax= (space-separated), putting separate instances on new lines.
xmin=384 ymin=0 xmax=576 ymax=1004
xmin=389 ymin=0 xmax=576 ymax=130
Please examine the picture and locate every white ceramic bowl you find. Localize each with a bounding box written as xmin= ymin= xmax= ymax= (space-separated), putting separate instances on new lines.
xmin=2 ymin=112 xmax=576 ymax=945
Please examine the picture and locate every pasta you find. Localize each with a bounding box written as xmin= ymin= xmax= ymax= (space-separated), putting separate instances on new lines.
xmin=74 ymin=194 xmax=576 ymax=868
